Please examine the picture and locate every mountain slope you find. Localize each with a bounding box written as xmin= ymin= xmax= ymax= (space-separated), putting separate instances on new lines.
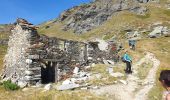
xmin=38 ymin=0 xmax=170 ymax=41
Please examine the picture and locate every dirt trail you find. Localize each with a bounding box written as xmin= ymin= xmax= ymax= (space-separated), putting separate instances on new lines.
xmin=91 ymin=52 xmax=160 ymax=100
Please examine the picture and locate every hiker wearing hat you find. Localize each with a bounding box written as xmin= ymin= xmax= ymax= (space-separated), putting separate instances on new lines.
xmin=123 ymin=50 xmax=132 ymax=74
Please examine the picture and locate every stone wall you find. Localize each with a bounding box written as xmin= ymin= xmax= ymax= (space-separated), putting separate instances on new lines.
xmin=1 ymin=19 xmax=119 ymax=87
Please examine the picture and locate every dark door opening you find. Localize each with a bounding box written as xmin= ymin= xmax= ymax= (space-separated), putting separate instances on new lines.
xmin=41 ymin=62 xmax=56 ymax=84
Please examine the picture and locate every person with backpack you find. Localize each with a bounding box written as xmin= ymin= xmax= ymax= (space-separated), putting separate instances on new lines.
xmin=122 ymin=50 xmax=132 ymax=74
xmin=159 ymin=70 xmax=170 ymax=100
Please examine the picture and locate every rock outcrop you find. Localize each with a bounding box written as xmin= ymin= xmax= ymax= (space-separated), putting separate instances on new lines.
xmin=59 ymin=0 xmax=148 ymax=34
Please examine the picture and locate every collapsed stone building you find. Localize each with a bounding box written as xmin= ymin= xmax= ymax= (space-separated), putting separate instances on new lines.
xmin=1 ymin=18 xmax=120 ymax=87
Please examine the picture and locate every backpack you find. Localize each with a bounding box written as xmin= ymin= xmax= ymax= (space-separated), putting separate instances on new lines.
xmin=121 ymin=56 xmax=126 ymax=63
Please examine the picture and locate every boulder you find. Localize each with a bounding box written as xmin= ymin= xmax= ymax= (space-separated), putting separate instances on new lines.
xmin=96 ymin=39 xmax=108 ymax=51
xmin=25 ymin=59 xmax=32 ymax=64
xmin=18 ymin=81 xmax=27 ymax=88
xmin=73 ymin=67 xmax=79 ymax=74
xmin=44 ymin=83 xmax=52 ymax=90
xmin=25 ymin=70 xmax=33 ymax=75
xmin=119 ymin=80 xmax=128 ymax=85
xmin=62 ymin=79 xmax=72 ymax=85
xmin=57 ymin=84 xmax=80 ymax=90
xmin=149 ymin=26 xmax=164 ymax=38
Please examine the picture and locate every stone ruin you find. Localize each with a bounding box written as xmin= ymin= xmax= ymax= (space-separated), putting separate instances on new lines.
xmin=1 ymin=18 xmax=120 ymax=87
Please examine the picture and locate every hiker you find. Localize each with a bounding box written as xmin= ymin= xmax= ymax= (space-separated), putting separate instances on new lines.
xmin=159 ymin=70 xmax=170 ymax=100
xmin=128 ymin=40 xmax=136 ymax=50
xmin=122 ymin=50 xmax=132 ymax=74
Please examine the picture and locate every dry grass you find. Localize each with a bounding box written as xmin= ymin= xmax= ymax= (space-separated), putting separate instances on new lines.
xmin=0 ymin=45 xmax=7 ymax=72
xmin=135 ymin=37 xmax=170 ymax=100
xmin=88 ymin=64 xmax=126 ymax=86
xmin=0 ymin=86 xmax=106 ymax=100
xmin=137 ymin=61 xmax=153 ymax=80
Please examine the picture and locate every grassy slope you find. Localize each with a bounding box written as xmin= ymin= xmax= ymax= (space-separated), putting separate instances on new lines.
xmin=38 ymin=4 xmax=170 ymax=41
xmin=136 ymin=37 xmax=170 ymax=100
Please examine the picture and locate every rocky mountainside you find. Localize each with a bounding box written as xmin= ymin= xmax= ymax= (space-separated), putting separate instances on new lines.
xmin=57 ymin=0 xmax=148 ymax=34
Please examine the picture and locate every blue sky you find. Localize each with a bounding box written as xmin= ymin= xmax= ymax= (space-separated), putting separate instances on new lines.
xmin=0 ymin=0 xmax=91 ymax=24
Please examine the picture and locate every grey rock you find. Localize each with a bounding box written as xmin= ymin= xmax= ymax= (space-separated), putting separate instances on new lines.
xmin=149 ymin=26 xmax=164 ymax=38
xmin=44 ymin=83 xmax=52 ymax=90
xmin=57 ymin=84 xmax=80 ymax=90
xmin=18 ymin=81 xmax=27 ymax=88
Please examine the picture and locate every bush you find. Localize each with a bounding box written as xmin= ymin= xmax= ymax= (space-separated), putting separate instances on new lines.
xmin=3 ymin=80 xmax=19 ymax=91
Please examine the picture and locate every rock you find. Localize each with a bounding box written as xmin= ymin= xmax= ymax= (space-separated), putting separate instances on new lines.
xmin=44 ymin=83 xmax=52 ymax=90
xmin=130 ymin=6 xmax=148 ymax=15
xmin=110 ymin=72 xmax=124 ymax=77
xmin=137 ymin=0 xmax=150 ymax=3
xmin=81 ymin=87 xmax=88 ymax=90
xmin=91 ymin=63 xmax=96 ymax=67
xmin=36 ymin=81 xmax=43 ymax=87
xmin=92 ymin=86 xmax=99 ymax=89
xmin=79 ymin=72 xmax=88 ymax=77
xmin=25 ymin=76 xmax=32 ymax=80
xmin=18 ymin=81 xmax=27 ymax=88
xmin=25 ymin=59 xmax=32 ymax=64
xmin=57 ymin=84 xmax=80 ymax=90
xmin=85 ymin=66 xmax=91 ymax=69
xmin=108 ymin=67 xmax=113 ymax=74
xmin=96 ymin=39 xmax=108 ymax=51
xmin=76 ymin=76 xmax=89 ymax=81
xmin=59 ymin=0 xmax=146 ymax=34
xmin=62 ymin=79 xmax=72 ymax=85
xmin=106 ymin=60 xmax=115 ymax=66
xmin=25 ymin=70 xmax=33 ymax=75
xmin=149 ymin=26 xmax=164 ymax=38
xmin=103 ymin=60 xmax=115 ymax=66
xmin=103 ymin=60 xmax=110 ymax=65
xmin=119 ymin=80 xmax=128 ymax=85
xmin=73 ymin=67 xmax=79 ymax=74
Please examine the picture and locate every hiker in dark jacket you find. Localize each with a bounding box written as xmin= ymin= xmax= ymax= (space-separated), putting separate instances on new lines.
xmin=123 ymin=51 xmax=132 ymax=74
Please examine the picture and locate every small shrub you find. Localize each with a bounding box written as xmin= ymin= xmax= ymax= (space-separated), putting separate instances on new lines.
xmin=3 ymin=80 xmax=19 ymax=91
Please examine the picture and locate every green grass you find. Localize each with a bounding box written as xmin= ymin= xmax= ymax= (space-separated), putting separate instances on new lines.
xmin=3 ymin=80 xmax=20 ymax=91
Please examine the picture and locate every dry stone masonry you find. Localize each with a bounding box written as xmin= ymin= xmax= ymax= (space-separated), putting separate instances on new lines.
xmin=1 ymin=19 xmax=120 ymax=87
